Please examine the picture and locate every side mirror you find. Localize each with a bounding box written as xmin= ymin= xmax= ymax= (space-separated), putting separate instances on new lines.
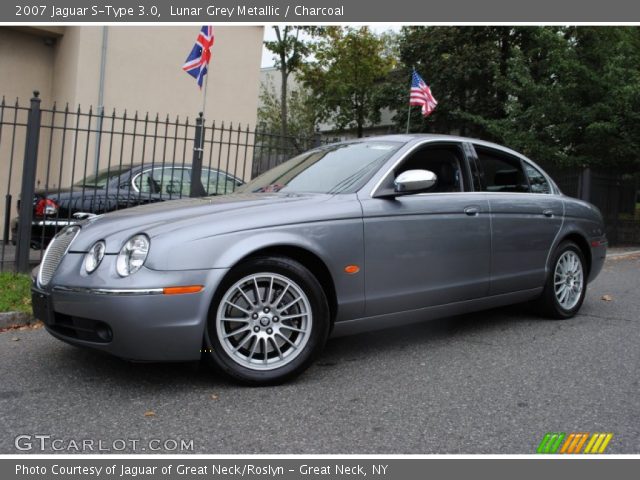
xmin=394 ymin=169 xmax=437 ymax=194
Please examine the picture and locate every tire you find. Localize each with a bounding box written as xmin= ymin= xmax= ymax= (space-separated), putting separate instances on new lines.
xmin=537 ymin=241 xmax=587 ymax=319
xmin=204 ymin=256 xmax=330 ymax=385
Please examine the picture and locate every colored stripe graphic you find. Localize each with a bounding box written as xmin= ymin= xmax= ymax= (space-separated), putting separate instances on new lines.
xmin=584 ymin=433 xmax=613 ymax=454
xmin=560 ymin=432 xmax=589 ymax=453
xmin=538 ymin=432 xmax=613 ymax=454
xmin=537 ymin=433 xmax=565 ymax=453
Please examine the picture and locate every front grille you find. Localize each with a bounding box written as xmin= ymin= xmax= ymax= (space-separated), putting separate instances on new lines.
xmin=38 ymin=226 xmax=80 ymax=287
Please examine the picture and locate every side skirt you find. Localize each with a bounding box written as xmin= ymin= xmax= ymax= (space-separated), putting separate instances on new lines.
xmin=330 ymin=287 xmax=543 ymax=337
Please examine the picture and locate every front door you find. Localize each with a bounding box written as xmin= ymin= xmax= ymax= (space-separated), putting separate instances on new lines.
xmin=359 ymin=142 xmax=492 ymax=317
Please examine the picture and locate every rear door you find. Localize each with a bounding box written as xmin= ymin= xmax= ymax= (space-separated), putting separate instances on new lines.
xmin=471 ymin=144 xmax=563 ymax=295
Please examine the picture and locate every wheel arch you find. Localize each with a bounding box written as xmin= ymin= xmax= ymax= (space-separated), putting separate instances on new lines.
xmin=224 ymin=244 xmax=338 ymax=325
xmin=557 ymin=231 xmax=592 ymax=276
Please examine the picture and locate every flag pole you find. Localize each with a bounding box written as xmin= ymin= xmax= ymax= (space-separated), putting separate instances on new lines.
xmin=201 ymin=69 xmax=209 ymax=123
xmin=406 ymin=68 xmax=413 ymax=134
xmin=199 ymin=70 xmax=210 ymax=156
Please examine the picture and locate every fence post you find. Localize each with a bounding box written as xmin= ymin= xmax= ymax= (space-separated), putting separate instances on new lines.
xmin=15 ymin=91 xmax=41 ymax=273
xmin=313 ymin=128 xmax=322 ymax=148
xmin=190 ymin=112 xmax=206 ymax=197
xmin=579 ymin=166 xmax=591 ymax=202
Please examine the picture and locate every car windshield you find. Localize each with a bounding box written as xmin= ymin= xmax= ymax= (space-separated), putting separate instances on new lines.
xmin=75 ymin=166 xmax=131 ymax=188
xmin=235 ymin=141 xmax=403 ymax=195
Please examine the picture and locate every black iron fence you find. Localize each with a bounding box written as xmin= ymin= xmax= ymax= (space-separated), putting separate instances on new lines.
xmin=1 ymin=92 xmax=639 ymax=273
xmin=545 ymin=165 xmax=640 ymax=245
xmin=0 ymin=92 xmax=326 ymax=272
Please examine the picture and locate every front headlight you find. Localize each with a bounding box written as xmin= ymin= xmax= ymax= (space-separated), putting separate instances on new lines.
xmin=84 ymin=240 xmax=106 ymax=273
xmin=116 ymin=234 xmax=150 ymax=277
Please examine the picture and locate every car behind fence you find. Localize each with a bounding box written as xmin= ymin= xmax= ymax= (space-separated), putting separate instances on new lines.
xmin=1 ymin=92 xmax=639 ymax=272
xmin=0 ymin=92 xmax=328 ymax=272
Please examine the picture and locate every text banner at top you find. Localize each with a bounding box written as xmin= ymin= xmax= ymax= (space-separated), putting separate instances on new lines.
xmin=3 ymin=0 xmax=640 ymax=23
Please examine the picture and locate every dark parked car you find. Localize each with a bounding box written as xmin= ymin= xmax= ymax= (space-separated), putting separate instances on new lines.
xmin=12 ymin=164 xmax=243 ymax=248
xmin=31 ymin=135 xmax=607 ymax=385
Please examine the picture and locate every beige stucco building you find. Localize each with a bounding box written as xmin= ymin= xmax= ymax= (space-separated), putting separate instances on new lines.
xmin=0 ymin=26 xmax=263 ymax=218
xmin=1 ymin=26 xmax=263 ymax=121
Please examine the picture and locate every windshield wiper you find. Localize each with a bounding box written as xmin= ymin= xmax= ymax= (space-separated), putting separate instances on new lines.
xmin=327 ymin=160 xmax=380 ymax=194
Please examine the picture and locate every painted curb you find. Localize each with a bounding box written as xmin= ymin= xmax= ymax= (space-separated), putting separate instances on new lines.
xmin=606 ymin=250 xmax=640 ymax=259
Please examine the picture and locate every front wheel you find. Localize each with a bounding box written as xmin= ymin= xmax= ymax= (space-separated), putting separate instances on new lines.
xmin=204 ymin=256 xmax=330 ymax=385
xmin=538 ymin=241 xmax=587 ymax=319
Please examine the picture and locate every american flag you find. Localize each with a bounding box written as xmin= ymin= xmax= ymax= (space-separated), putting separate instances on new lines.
xmin=410 ymin=70 xmax=438 ymax=117
xmin=182 ymin=25 xmax=214 ymax=88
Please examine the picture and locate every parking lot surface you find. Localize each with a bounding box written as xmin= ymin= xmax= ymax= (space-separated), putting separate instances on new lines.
xmin=1 ymin=255 xmax=638 ymax=454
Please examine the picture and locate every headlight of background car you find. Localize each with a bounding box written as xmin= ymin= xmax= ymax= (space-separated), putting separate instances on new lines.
xmin=116 ymin=234 xmax=150 ymax=277
xmin=84 ymin=240 xmax=106 ymax=274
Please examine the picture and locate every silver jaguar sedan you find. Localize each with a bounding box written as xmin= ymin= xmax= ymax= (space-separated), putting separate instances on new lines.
xmin=32 ymin=134 xmax=607 ymax=384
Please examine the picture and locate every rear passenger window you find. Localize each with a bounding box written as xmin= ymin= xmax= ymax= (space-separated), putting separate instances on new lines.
xmin=475 ymin=147 xmax=529 ymax=193
xmin=524 ymin=164 xmax=551 ymax=194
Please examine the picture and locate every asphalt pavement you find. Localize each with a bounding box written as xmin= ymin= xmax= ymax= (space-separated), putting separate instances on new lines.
xmin=1 ymin=255 xmax=638 ymax=454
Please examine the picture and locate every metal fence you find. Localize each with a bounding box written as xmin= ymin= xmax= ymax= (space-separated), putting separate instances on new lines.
xmin=0 ymin=92 xmax=326 ymax=272
xmin=1 ymin=92 xmax=639 ymax=273
xmin=546 ymin=165 xmax=640 ymax=245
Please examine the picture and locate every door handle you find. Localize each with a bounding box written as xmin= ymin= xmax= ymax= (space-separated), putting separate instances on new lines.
xmin=464 ymin=206 xmax=480 ymax=216
xmin=543 ymin=209 xmax=554 ymax=217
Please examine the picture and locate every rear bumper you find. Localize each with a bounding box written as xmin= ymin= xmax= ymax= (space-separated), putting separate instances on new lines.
xmin=12 ymin=217 xmax=77 ymax=248
xmin=588 ymin=237 xmax=607 ymax=282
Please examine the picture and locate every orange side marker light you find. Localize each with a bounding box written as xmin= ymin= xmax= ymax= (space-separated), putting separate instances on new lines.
xmin=344 ymin=265 xmax=360 ymax=275
xmin=163 ymin=285 xmax=204 ymax=295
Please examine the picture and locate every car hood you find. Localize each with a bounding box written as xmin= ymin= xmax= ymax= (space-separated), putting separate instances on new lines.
xmin=69 ymin=192 xmax=342 ymax=252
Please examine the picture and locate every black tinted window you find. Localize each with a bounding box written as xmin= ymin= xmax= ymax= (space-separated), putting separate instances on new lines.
xmin=395 ymin=146 xmax=467 ymax=193
xmin=475 ymin=147 xmax=529 ymax=193
xmin=524 ymin=164 xmax=551 ymax=194
xmin=76 ymin=166 xmax=131 ymax=188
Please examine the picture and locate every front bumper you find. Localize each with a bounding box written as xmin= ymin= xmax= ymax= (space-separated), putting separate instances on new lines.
xmin=32 ymin=253 xmax=229 ymax=362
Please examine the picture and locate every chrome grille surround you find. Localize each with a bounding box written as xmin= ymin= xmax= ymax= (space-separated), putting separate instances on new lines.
xmin=37 ymin=226 xmax=81 ymax=287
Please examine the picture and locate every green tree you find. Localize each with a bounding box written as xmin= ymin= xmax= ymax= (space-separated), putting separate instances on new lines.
xmin=264 ymin=26 xmax=310 ymax=138
xmin=383 ymin=26 xmax=640 ymax=170
xmin=382 ymin=26 xmax=522 ymax=137
xmin=301 ymin=27 xmax=395 ymax=138
xmin=257 ymin=78 xmax=317 ymax=147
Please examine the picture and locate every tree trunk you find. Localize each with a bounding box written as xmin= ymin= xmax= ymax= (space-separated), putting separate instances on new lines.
xmin=280 ymin=57 xmax=288 ymax=139
xmin=497 ymin=28 xmax=511 ymax=118
xmin=356 ymin=104 xmax=364 ymax=138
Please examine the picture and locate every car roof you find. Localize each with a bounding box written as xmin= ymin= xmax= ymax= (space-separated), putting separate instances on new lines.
xmin=350 ymin=134 xmax=529 ymax=160
xmin=355 ymin=133 xmax=560 ymax=196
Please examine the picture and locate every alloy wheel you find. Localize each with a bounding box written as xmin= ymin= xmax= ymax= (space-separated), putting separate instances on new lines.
xmin=216 ymin=273 xmax=313 ymax=371
xmin=553 ymin=250 xmax=584 ymax=310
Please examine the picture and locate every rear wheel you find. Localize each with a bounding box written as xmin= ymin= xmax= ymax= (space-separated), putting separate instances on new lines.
xmin=538 ymin=241 xmax=587 ymax=319
xmin=204 ymin=256 xmax=330 ymax=385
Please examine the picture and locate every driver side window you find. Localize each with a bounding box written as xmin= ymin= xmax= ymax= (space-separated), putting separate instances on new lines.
xmin=394 ymin=144 xmax=467 ymax=193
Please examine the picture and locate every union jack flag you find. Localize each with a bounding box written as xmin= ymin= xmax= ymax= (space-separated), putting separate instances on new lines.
xmin=182 ymin=25 xmax=214 ymax=88
xmin=410 ymin=70 xmax=438 ymax=117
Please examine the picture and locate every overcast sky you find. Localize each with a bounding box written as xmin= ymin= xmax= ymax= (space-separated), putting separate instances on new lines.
xmin=261 ymin=25 xmax=401 ymax=68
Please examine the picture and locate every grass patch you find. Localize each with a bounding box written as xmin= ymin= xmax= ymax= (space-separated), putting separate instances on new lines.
xmin=0 ymin=272 xmax=32 ymax=313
